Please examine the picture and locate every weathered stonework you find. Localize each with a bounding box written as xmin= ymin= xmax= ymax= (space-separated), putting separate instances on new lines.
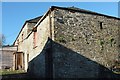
xmin=54 ymin=8 xmax=119 ymax=68
xmin=13 ymin=6 xmax=120 ymax=78
xmin=0 ymin=46 xmax=17 ymax=70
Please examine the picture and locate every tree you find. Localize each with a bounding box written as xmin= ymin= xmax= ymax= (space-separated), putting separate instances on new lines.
xmin=0 ymin=34 xmax=6 ymax=47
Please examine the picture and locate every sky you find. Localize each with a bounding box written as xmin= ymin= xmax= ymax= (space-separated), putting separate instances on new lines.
xmin=2 ymin=2 xmax=119 ymax=45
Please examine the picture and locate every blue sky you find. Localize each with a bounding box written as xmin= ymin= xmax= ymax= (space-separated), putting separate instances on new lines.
xmin=2 ymin=2 xmax=118 ymax=45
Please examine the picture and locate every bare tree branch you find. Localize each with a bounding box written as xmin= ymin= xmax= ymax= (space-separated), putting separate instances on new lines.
xmin=0 ymin=33 xmax=6 ymax=47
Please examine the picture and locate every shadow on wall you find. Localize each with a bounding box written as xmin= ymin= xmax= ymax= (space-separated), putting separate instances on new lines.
xmin=27 ymin=38 xmax=120 ymax=79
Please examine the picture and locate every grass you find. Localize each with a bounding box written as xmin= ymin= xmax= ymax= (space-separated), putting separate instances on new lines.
xmin=113 ymin=71 xmax=120 ymax=74
xmin=0 ymin=70 xmax=25 ymax=75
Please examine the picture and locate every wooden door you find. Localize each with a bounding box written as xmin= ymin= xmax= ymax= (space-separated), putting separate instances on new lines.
xmin=15 ymin=52 xmax=24 ymax=70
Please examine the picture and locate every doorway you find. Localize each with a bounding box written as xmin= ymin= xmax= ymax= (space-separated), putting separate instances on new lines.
xmin=15 ymin=52 xmax=24 ymax=70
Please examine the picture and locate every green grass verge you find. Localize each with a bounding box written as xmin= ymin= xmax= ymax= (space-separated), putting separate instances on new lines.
xmin=113 ymin=71 xmax=120 ymax=74
xmin=0 ymin=70 xmax=25 ymax=75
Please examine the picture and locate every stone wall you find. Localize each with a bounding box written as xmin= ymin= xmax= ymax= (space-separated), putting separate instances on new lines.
xmin=52 ymin=40 xmax=117 ymax=78
xmin=53 ymin=8 xmax=119 ymax=78
xmin=14 ymin=22 xmax=33 ymax=71
xmin=14 ymin=7 xmax=120 ymax=78
xmin=0 ymin=46 xmax=17 ymax=70
xmin=1 ymin=51 xmax=14 ymax=69
xmin=27 ymin=12 xmax=54 ymax=78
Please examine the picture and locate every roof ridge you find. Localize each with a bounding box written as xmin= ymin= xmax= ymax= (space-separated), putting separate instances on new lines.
xmin=51 ymin=6 xmax=120 ymax=20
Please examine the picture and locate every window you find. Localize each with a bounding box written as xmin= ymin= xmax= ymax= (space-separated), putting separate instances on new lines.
xmin=33 ymin=29 xmax=37 ymax=48
xmin=100 ymin=22 xmax=103 ymax=30
xmin=22 ymin=34 xmax=23 ymax=42
xmin=17 ymin=39 xmax=19 ymax=45
xmin=27 ymin=54 xmax=29 ymax=63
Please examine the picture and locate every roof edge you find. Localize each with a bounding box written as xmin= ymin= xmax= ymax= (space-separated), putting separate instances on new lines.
xmin=13 ymin=16 xmax=42 ymax=45
xmin=13 ymin=21 xmax=27 ymax=46
xmin=13 ymin=6 xmax=120 ymax=45
xmin=51 ymin=6 xmax=120 ymax=20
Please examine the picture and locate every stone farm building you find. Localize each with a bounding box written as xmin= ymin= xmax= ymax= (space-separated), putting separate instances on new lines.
xmin=13 ymin=6 xmax=120 ymax=78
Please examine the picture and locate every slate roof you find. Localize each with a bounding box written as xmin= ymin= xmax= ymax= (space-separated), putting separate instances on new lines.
xmin=26 ymin=16 xmax=43 ymax=23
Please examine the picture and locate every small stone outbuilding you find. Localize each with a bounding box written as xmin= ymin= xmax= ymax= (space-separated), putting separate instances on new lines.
xmin=0 ymin=45 xmax=17 ymax=70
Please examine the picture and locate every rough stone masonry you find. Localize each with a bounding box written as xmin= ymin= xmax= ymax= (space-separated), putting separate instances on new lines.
xmin=15 ymin=6 xmax=120 ymax=78
xmin=52 ymin=7 xmax=120 ymax=78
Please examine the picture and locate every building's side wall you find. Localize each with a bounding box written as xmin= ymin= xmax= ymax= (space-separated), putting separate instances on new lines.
xmin=0 ymin=47 xmax=17 ymax=70
xmin=14 ymin=23 xmax=29 ymax=70
xmin=0 ymin=47 xmax=17 ymax=69
xmin=28 ymin=15 xmax=50 ymax=61
xmin=14 ymin=23 xmax=28 ymax=52
xmin=14 ymin=22 xmax=36 ymax=52
xmin=27 ymin=12 xmax=54 ymax=78
xmin=1 ymin=51 xmax=14 ymax=69
xmin=14 ymin=22 xmax=37 ymax=70
xmin=53 ymin=8 xmax=119 ymax=78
